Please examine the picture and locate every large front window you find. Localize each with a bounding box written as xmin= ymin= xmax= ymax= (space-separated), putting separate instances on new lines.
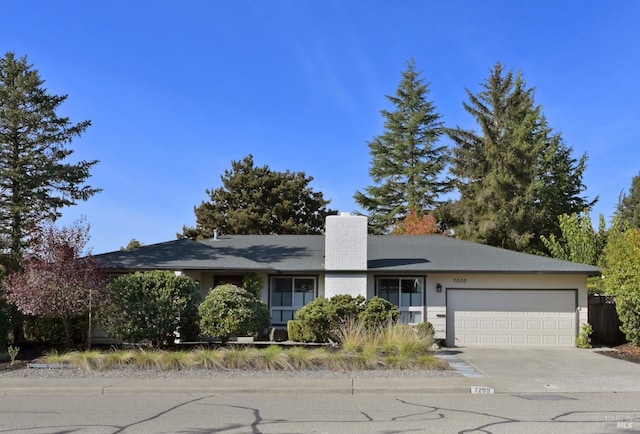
xmin=270 ymin=276 xmax=316 ymax=324
xmin=377 ymin=277 xmax=424 ymax=324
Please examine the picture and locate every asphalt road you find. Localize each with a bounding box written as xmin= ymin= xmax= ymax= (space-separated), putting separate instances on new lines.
xmin=1 ymin=392 xmax=638 ymax=433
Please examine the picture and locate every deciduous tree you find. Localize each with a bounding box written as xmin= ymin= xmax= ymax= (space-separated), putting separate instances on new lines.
xmin=601 ymin=222 xmax=640 ymax=346
xmin=392 ymin=208 xmax=440 ymax=235
xmin=181 ymin=155 xmax=335 ymax=237
xmin=354 ymin=59 xmax=450 ymax=234
xmin=2 ymin=220 xmax=107 ymax=348
xmin=446 ymin=62 xmax=593 ymax=252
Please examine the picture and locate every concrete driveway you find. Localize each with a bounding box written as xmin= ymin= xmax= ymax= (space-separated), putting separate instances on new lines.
xmin=455 ymin=346 xmax=640 ymax=394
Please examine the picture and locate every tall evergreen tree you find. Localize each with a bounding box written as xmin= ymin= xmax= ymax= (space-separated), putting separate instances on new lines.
xmin=0 ymin=52 xmax=99 ymax=342
xmin=354 ymin=59 xmax=450 ymax=234
xmin=446 ymin=62 xmax=593 ymax=252
xmin=616 ymin=172 xmax=640 ymax=229
xmin=180 ymin=155 xmax=335 ymax=237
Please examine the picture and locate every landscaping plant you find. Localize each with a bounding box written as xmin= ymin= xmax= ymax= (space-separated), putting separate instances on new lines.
xmin=199 ymin=284 xmax=270 ymax=343
xmin=100 ymin=270 xmax=200 ymax=346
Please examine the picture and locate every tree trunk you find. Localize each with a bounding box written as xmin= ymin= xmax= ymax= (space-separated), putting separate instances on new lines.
xmin=62 ymin=317 xmax=71 ymax=349
xmin=11 ymin=308 xmax=25 ymax=344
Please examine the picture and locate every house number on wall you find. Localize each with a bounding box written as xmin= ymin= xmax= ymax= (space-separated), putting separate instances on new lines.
xmin=453 ymin=278 xmax=467 ymax=284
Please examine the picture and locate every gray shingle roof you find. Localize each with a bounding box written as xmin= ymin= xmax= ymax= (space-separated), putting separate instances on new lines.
xmin=94 ymin=234 xmax=600 ymax=275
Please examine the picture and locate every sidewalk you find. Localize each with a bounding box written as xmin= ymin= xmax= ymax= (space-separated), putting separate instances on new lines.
xmin=0 ymin=376 xmax=479 ymax=395
xmin=3 ymin=347 xmax=640 ymax=395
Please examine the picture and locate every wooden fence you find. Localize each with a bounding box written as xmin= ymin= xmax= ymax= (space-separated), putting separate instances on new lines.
xmin=588 ymin=295 xmax=626 ymax=345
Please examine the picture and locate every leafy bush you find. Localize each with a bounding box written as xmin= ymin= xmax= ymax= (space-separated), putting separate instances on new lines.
xmin=199 ymin=284 xmax=270 ymax=343
xmin=0 ymin=299 xmax=8 ymax=350
xmin=294 ymin=295 xmax=365 ymax=343
xmin=287 ymin=320 xmax=303 ymax=342
xmin=576 ymin=322 xmax=593 ymax=349
xmin=100 ymin=271 xmax=200 ymax=346
xmin=24 ymin=315 xmax=87 ymax=345
xmin=415 ymin=321 xmax=435 ymax=341
xmin=294 ymin=295 xmax=369 ymax=343
xmin=359 ymin=296 xmax=400 ymax=329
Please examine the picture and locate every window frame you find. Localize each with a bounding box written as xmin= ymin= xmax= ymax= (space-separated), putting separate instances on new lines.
xmin=375 ymin=276 xmax=425 ymax=324
xmin=269 ymin=275 xmax=318 ymax=325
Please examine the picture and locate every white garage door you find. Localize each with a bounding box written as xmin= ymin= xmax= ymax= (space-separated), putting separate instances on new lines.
xmin=446 ymin=289 xmax=576 ymax=347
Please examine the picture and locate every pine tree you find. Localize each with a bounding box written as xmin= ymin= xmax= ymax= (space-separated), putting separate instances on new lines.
xmin=180 ymin=155 xmax=335 ymax=237
xmin=447 ymin=62 xmax=593 ymax=252
xmin=616 ymin=172 xmax=640 ymax=229
xmin=0 ymin=52 xmax=100 ymax=342
xmin=354 ymin=59 xmax=450 ymax=234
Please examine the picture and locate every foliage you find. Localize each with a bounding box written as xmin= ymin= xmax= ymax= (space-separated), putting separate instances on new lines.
xmin=446 ymin=62 xmax=593 ymax=252
xmin=616 ymin=172 xmax=640 ymax=229
xmin=181 ymin=155 xmax=336 ymax=238
xmin=416 ymin=321 xmax=435 ymax=341
xmin=287 ymin=320 xmax=303 ymax=342
xmin=294 ymin=295 xmax=366 ymax=343
xmin=354 ymin=59 xmax=451 ymax=234
xmin=0 ymin=52 xmax=99 ymax=271
xmin=120 ymin=239 xmax=143 ymax=250
xmin=42 ymin=325 xmax=446 ymax=371
xmin=576 ymin=323 xmax=593 ymax=349
xmin=358 ymin=296 xmax=400 ymax=329
xmin=198 ymin=284 xmax=270 ymax=343
xmin=392 ymin=208 xmax=440 ymax=235
xmin=0 ymin=298 xmax=8 ymax=349
xmin=2 ymin=220 xmax=107 ymax=347
xmin=100 ymin=270 xmax=200 ymax=346
xmin=601 ymin=224 xmax=640 ymax=346
xmin=23 ymin=314 xmax=87 ymax=345
xmin=541 ymin=211 xmax=608 ymax=265
xmin=7 ymin=344 xmax=19 ymax=365
xmin=242 ymin=273 xmax=263 ymax=298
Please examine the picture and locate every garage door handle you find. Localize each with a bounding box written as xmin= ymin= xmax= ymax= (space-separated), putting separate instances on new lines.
xmin=436 ymin=314 xmax=446 ymax=318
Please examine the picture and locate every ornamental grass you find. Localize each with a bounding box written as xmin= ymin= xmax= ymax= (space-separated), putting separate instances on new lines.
xmin=40 ymin=319 xmax=447 ymax=371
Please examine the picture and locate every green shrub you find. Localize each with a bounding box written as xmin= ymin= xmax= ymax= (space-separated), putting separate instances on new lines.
xmin=100 ymin=271 xmax=200 ymax=346
xmin=199 ymin=284 xmax=270 ymax=343
xmin=0 ymin=299 xmax=9 ymax=350
xmin=23 ymin=315 xmax=87 ymax=345
xmin=287 ymin=320 xmax=303 ymax=342
xmin=358 ymin=296 xmax=400 ymax=329
xmin=415 ymin=321 xmax=435 ymax=341
xmin=576 ymin=322 xmax=593 ymax=349
xmin=295 ymin=295 xmax=366 ymax=343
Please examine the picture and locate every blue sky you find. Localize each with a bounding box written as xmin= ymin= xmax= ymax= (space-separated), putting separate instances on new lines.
xmin=3 ymin=1 xmax=639 ymax=253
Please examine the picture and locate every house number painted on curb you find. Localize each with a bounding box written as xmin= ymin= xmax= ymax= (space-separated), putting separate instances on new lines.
xmin=471 ymin=386 xmax=495 ymax=394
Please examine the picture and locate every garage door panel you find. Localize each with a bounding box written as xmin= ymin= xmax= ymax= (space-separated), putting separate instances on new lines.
xmin=447 ymin=290 xmax=576 ymax=347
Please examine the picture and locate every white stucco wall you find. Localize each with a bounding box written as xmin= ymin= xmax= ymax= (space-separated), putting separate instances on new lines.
xmin=325 ymin=273 xmax=367 ymax=298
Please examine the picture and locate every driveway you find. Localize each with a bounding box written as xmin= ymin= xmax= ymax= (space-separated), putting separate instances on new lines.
xmin=455 ymin=346 xmax=640 ymax=393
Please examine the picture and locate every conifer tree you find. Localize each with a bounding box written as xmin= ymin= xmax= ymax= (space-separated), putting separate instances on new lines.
xmin=446 ymin=62 xmax=592 ymax=252
xmin=616 ymin=172 xmax=640 ymax=229
xmin=181 ymin=155 xmax=335 ymax=237
xmin=354 ymin=59 xmax=450 ymax=234
xmin=0 ymin=52 xmax=99 ymax=341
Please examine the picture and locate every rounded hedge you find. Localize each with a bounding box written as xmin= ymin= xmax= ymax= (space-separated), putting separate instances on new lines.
xmin=199 ymin=284 xmax=270 ymax=343
xmin=100 ymin=270 xmax=200 ymax=346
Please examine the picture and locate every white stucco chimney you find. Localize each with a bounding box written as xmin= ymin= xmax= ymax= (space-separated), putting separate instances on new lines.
xmin=324 ymin=212 xmax=368 ymax=270
xmin=324 ymin=213 xmax=368 ymax=299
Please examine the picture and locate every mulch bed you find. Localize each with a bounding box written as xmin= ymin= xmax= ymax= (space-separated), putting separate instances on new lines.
xmin=595 ymin=343 xmax=640 ymax=364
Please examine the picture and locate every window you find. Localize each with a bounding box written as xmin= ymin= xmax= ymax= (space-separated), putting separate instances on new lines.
xmin=270 ymin=276 xmax=316 ymax=324
xmin=377 ymin=277 xmax=424 ymax=324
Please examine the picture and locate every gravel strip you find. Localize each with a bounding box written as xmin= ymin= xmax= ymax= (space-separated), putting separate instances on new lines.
xmin=0 ymin=366 xmax=462 ymax=380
